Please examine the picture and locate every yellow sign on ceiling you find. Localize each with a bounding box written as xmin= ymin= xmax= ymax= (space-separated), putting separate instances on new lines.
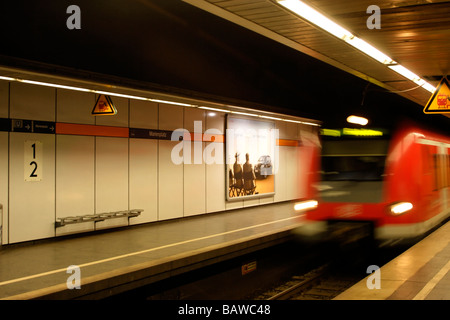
xmin=423 ymin=77 xmax=450 ymax=114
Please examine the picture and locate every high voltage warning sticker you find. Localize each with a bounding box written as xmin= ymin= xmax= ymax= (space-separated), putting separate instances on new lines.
xmin=423 ymin=77 xmax=450 ymax=114
xmin=92 ymin=94 xmax=117 ymax=115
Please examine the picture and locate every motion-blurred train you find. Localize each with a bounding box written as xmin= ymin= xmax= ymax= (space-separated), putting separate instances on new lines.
xmin=297 ymin=121 xmax=450 ymax=246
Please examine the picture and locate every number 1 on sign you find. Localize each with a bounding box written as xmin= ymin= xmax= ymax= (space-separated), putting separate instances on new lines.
xmin=24 ymin=141 xmax=43 ymax=181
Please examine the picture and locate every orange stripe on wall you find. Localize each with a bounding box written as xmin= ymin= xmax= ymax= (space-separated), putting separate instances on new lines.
xmin=277 ymin=139 xmax=301 ymax=147
xmin=56 ymin=123 xmax=129 ymax=138
xmin=184 ymin=132 xmax=225 ymax=143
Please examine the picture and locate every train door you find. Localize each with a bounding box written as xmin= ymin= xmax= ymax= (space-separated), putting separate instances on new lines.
xmin=434 ymin=144 xmax=449 ymax=217
xmin=439 ymin=145 xmax=448 ymax=215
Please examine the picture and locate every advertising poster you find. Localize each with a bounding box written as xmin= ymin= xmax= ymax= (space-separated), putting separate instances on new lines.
xmin=226 ymin=115 xmax=278 ymax=201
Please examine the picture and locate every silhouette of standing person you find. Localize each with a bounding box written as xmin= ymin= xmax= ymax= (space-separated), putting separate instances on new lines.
xmin=233 ymin=153 xmax=244 ymax=194
xmin=243 ymin=153 xmax=256 ymax=194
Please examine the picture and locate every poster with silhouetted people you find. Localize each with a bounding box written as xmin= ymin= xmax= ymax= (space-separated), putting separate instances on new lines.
xmin=226 ymin=116 xmax=277 ymax=200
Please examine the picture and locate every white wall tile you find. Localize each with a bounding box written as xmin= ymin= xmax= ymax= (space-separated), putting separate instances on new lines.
xmin=159 ymin=140 xmax=183 ymax=220
xmin=130 ymin=100 xmax=158 ymax=129
xmin=129 ymin=138 xmax=158 ymax=224
xmin=285 ymin=146 xmax=299 ymax=199
xmin=226 ymin=199 xmax=244 ymax=210
xmin=0 ymin=81 xmax=8 ymax=118
xmin=9 ymin=132 xmax=55 ymax=243
xmin=0 ymin=132 xmax=8 ymax=244
xmin=274 ymin=147 xmax=287 ymax=202
xmin=184 ymin=108 xmax=205 ymax=133
xmin=95 ymin=137 xmax=129 ymax=214
xmin=56 ymin=89 xmax=96 ymax=124
xmin=56 ymin=135 xmax=95 ymax=218
xmin=159 ymin=103 xmax=183 ymax=130
xmin=205 ymin=112 xmax=227 ymax=212
xmin=206 ymin=164 xmax=226 ymax=212
xmin=10 ymin=82 xmax=55 ymax=121
xmin=184 ymin=142 xmax=206 ymax=217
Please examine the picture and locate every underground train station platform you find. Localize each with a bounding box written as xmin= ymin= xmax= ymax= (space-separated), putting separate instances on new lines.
xmin=0 ymin=201 xmax=304 ymax=300
xmin=335 ymin=220 xmax=450 ymax=300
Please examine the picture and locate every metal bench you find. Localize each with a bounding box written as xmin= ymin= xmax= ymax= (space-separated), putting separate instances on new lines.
xmin=55 ymin=209 xmax=143 ymax=228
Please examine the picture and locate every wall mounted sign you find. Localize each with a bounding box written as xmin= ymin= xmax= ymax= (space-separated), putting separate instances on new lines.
xmin=92 ymin=95 xmax=117 ymax=115
xmin=24 ymin=140 xmax=43 ymax=181
xmin=423 ymin=77 xmax=450 ymax=114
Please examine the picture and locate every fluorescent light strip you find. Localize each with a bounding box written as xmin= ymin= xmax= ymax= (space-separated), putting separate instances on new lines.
xmin=198 ymin=106 xmax=231 ymax=113
xmin=231 ymin=111 xmax=259 ymax=117
xmin=260 ymin=115 xmax=282 ymax=121
xmin=0 ymin=76 xmax=16 ymax=81
xmin=149 ymin=98 xmax=194 ymax=107
xmin=277 ymin=0 xmax=435 ymax=93
xmin=19 ymin=79 xmax=91 ymax=92
xmin=388 ymin=65 xmax=435 ymax=93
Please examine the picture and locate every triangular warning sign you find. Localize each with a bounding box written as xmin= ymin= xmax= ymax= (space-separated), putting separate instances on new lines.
xmin=92 ymin=95 xmax=117 ymax=115
xmin=424 ymin=77 xmax=450 ymax=114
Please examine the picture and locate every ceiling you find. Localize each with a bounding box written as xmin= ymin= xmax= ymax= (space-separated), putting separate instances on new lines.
xmin=0 ymin=0 xmax=449 ymax=131
xmin=183 ymin=0 xmax=450 ymax=107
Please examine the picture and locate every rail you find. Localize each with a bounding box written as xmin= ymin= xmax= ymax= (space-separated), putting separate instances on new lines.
xmin=55 ymin=209 xmax=143 ymax=228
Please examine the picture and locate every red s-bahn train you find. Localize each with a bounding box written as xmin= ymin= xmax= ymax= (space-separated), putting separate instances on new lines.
xmin=297 ymin=121 xmax=450 ymax=246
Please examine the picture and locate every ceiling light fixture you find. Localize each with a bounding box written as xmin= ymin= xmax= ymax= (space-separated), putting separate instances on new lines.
xmin=347 ymin=115 xmax=369 ymax=126
xmin=277 ymin=0 xmax=435 ymax=93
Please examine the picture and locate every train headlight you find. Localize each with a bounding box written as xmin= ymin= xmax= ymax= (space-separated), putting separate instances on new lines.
xmin=294 ymin=200 xmax=318 ymax=212
xmin=389 ymin=202 xmax=413 ymax=216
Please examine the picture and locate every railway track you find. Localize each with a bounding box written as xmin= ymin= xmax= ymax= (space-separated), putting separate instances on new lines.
xmin=255 ymin=264 xmax=364 ymax=300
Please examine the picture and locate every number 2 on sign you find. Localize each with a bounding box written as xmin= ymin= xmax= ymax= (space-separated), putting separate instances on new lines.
xmin=24 ymin=141 xmax=43 ymax=181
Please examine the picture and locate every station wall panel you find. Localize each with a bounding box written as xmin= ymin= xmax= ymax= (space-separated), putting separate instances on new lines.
xmin=95 ymin=137 xmax=129 ymax=216
xmin=226 ymin=198 xmax=244 ymax=210
xmin=205 ymin=141 xmax=226 ymax=213
xmin=95 ymin=96 xmax=129 ymax=128
xmin=129 ymin=100 xmax=158 ymax=129
xmin=0 ymin=81 xmax=8 ymax=118
xmin=205 ymin=112 xmax=226 ymax=213
xmin=184 ymin=141 xmax=206 ymax=217
xmin=158 ymin=103 xmax=184 ymax=220
xmin=285 ymin=146 xmax=299 ymax=200
xmin=129 ymin=138 xmax=158 ymax=224
xmin=55 ymin=135 xmax=95 ymax=219
xmin=159 ymin=140 xmax=183 ymax=220
xmin=159 ymin=103 xmax=183 ymax=131
xmin=184 ymin=108 xmax=205 ymax=133
xmin=10 ymin=82 xmax=55 ymax=121
xmin=9 ymin=132 xmax=55 ymax=243
xmin=0 ymin=132 xmax=8 ymax=244
xmin=244 ymin=198 xmax=260 ymax=207
xmin=56 ymin=89 xmax=96 ymax=125
xmin=274 ymin=147 xmax=287 ymax=203
xmin=184 ymin=108 xmax=206 ymax=217
xmin=259 ymin=195 xmax=274 ymax=205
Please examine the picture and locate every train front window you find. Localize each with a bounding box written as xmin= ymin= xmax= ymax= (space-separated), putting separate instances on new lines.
xmin=321 ymin=155 xmax=386 ymax=181
xmin=319 ymin=138 xmax=389 ymax=203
